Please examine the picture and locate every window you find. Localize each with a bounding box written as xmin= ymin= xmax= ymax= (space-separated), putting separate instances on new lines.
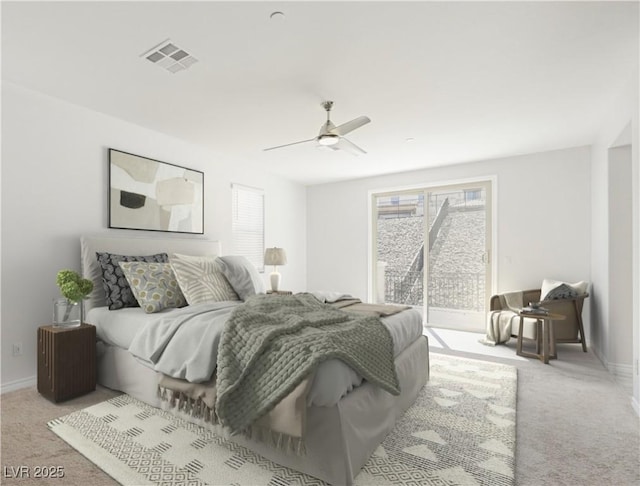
xmin=231 ymin=184 xmax=264 ymax=271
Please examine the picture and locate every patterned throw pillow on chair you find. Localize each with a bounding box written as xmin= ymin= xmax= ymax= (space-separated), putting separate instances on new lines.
xmin=543 ymin=283 xmax=579 ymax=300
xmin=540 ymin=278 xmax=588 ymax=301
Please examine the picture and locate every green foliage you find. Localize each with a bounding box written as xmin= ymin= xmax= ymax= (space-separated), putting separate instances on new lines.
xmin=56 ymin=269 xmax=93 ymax=303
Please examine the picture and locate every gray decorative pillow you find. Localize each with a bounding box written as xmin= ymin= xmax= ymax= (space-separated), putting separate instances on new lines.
xmin=96 ymin=252 xmax=169 ymax=310
xmin=543 ymin=283 xmax=579 ymax=300
xmin=216 ymin=255 xmax=265 ymax=301
xmin=118 ymin=262 xmax=186 ymax=313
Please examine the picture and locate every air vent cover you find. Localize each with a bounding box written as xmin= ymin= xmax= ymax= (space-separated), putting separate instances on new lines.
xmin=142 ymin=39 xmax=198 ymax=73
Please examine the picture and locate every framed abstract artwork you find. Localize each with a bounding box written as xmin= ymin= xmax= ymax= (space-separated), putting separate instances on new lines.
xmin=108 ymin=149 xmax=204 ymax=234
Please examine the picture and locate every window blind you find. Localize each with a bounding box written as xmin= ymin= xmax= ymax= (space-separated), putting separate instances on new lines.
xmin=231 ymin=183 xmax=265 ymax=272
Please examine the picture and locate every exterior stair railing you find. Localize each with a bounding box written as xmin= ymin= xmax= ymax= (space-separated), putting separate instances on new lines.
xmin=388 ymin=197 xmax=449 ymax=304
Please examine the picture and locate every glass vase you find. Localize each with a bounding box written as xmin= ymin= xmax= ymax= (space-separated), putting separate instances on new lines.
xmin=53 ymin=298 xmax=82 ymax=328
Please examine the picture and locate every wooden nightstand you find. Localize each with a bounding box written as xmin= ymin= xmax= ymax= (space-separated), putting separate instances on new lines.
xmin=37 ymin=324 xmax=96 ymax=402
xmin=266 ymin=290 xmax=293 ymax=296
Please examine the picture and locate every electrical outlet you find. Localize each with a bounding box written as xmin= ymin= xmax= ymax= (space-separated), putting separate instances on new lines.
xmin=12 ymin=342 xmax=23 ymax=357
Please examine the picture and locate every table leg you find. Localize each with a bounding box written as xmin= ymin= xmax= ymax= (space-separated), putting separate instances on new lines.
xmin=549 ymin=320 xmax=557 ymax=360
xmin=542 ymin=319 xmax=550 ymax=364
xmin=516 ymin=316 xmax=524 ymax=356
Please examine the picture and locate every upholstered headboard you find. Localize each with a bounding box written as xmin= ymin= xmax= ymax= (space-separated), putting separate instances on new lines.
xmin=80 ymin=234 xmax=221 ymax=312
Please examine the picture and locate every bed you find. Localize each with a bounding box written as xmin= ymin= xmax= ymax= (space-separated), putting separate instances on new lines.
xmin=80 ymin=234 xmax=429 ymax=486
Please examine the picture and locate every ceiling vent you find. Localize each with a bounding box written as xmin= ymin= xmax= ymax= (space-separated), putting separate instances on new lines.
xmin=142 ymin=39 xmax=198 ymax=74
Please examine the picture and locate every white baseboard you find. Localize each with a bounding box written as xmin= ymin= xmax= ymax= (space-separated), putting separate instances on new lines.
xmin=607 ymin=362 xmax=634 ymax=390
xmin=592 ymin=345 xmax=634 ymax=392
xmin=1 ymin=375 xmax=36 ymax=394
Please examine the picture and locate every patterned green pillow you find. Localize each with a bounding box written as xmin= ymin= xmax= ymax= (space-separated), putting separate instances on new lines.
xmin=118 ymin=262 xmax=187 ymax=313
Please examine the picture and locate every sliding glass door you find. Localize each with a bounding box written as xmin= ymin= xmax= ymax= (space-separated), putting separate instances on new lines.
xmin=372 ymin=181 xmax=492 ymax=332
xmin=374 ymin=192 xmax=425 ymax=306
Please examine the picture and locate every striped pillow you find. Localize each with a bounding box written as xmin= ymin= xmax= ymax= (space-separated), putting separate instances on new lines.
xmin=169 ymin=254 xmax=239 ymax=305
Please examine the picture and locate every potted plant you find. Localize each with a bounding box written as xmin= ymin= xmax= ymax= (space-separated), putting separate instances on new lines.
xmin=54 ymin=270 xmax=93 ymax=327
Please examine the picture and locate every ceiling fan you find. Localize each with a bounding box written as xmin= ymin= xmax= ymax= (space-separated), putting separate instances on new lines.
xmin=263 ymin=101 xmax=371 ymax=155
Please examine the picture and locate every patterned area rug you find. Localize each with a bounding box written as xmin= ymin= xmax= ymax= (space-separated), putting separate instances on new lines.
xmin=48 ymin=353 xmax=516 ymax=485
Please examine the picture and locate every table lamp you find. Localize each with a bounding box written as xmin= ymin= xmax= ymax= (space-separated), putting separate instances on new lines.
xmin=264 ymin=247 xmax=287 ymax=292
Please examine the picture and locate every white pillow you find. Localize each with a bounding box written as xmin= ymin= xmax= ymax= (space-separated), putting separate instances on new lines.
xmin=541 ymin=279 xmax=588 ymax=300
xmin=170 ymin=254 xmax=239 ymax=305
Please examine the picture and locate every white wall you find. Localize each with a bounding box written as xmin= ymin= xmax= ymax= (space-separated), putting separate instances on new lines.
xmin=609 ymin=145 xmax=633 ymax=370
xmin=634 ymin=71 xmax=640 ymax=415
xmin=591 ymin=68 xmax=640 ymax=412
xmin=307 ymin=146 xmax=591 ymax=323
xmin=0 ymin=82 xmax=307 ymax=391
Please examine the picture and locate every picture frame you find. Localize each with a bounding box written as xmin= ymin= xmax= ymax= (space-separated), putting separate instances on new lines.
xmin=108 ymin=148 xmax=204 ymax=234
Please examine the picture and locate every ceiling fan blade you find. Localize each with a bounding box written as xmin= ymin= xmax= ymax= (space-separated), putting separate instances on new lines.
xmin=336 ymin=137 xmax=367 ymax=155
xmin=332 ymin=116 xmax=371 ymax=136
xmin=263 ymin=138 xmax=316 ymax=152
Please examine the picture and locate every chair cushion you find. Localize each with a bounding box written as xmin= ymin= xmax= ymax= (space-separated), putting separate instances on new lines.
xmin=518 ymin=316 xmax=540 ymax=340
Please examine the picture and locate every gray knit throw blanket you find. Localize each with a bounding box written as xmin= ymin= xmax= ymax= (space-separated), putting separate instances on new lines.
xmin=215 ymin=293 xmax=400 ymax=434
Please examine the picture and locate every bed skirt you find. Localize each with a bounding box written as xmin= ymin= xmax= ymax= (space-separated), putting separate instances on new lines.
xmin=96 ymin=336 xmax=429 ymax=485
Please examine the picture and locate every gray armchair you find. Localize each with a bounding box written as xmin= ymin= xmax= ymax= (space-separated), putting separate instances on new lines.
xmin=489 ymin=289 xmax=588 ymax=352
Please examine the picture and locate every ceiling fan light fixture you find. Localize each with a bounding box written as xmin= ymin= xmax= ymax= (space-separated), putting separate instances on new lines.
xmin=263 ymin=101 xmax=369 ymax=154
xmin=318 ymin=134 xmax=339 ymax=146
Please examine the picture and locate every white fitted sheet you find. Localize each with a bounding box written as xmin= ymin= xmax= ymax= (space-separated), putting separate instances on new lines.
xmin=87 ymin=303 xmax=423 ymax=407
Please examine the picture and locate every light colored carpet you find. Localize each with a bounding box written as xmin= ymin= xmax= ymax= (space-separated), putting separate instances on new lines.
xmin=1 ymin=386 xmax=119 ymax=486
xmin=429 ymin=329 xmax=640 ymax=486
xmin=46 ymin=354 xmax=516 ymax=486
xmin=2 ymin=339 xmax=638 ymax=485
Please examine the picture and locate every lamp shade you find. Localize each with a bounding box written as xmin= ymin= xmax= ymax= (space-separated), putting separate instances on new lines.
xmin=264 ymin=247 xmax=287 ymax=266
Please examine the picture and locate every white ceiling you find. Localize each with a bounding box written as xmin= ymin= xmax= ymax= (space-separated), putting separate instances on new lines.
xmin=2 ymin=1 xmax=638 ymax=185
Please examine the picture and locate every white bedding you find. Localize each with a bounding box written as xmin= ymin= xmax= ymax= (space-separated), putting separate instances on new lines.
xmin=87 ymin=300 xmax=423 ymax=407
